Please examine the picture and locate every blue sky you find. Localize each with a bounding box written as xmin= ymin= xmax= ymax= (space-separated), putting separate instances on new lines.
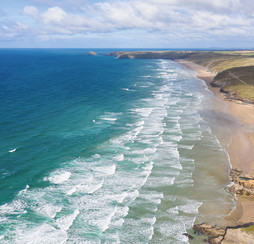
xmin=0 ymin=0 xmax=254 ymax=48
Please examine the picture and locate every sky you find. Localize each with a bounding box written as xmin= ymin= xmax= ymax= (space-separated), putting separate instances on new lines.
xmin=0 ymin=0 xmax=254 ymax=48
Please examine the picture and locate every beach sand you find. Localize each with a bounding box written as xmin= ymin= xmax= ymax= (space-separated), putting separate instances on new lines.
xmin=177 ymin=59 xmax=254 ymax=225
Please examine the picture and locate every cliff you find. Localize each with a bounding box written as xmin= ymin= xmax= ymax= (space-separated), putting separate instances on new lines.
xmin=107 ymin=50 xmax=254 ymax=103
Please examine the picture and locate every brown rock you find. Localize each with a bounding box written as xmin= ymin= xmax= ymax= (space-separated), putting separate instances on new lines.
xmin=193 ymin=223 xmax=225 ymax=238
xmin=193 ymin=222 xmax=254 ymax=244
xmin=229 ymin=169 xmax=242 ymax=182
xmin=228 ymin=169 xmax=254 ymax=196
xmin=228 ymin=183 xmax=243 ymax=193
xmin=209 ymin=235 xmax=224 ymax=244
xmin=88 ymin=51 xmax=97 ymax=56
xmin=241 ymin=188 xmax=252 ymax=196
xmin=183 ymin=233 xmax=194 ymax=240
xmin=243 ymin=180 xmax=254 ymax=189
xmin=222 ymin=228 xmax=254 ymax=244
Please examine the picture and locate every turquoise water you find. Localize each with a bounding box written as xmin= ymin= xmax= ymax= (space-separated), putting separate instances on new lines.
xmin=0 ymin=49 xmax=234 ymax=243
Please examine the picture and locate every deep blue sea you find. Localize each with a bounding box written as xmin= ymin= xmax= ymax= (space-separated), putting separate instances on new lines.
xmin=0 ymin=49 xmax=234 ymax=243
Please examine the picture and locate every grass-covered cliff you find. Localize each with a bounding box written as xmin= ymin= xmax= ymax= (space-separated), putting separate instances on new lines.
xmin=212 ymin=66 xmax=254 ymax=103
xmin=108 ymin=50 xmax=254 ymax=103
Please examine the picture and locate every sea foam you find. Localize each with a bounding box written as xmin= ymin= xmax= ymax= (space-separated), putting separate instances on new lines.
xmin=47 ymin=171 xmax=71 ymax=184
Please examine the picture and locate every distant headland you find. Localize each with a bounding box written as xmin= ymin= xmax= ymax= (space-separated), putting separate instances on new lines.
xmin=107 ymin=50 xmax=254 ymax=104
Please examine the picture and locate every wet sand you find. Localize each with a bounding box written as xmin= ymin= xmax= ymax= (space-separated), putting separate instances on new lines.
xmin=177 ymin=59 xmax=254 ymax=225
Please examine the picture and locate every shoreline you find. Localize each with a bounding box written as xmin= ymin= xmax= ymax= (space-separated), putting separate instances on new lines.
xmin=177 ymin=59 xmax=254 ymax=225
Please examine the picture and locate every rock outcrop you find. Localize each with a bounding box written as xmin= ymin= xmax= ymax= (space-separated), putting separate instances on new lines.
xmin=193 ymin=223 xmax=226 ymax=243
xmin=192 ymin=222 xmax=254 ymax=244
xmin=222 ymin=225 xmax=254 ymax=244
xmin=88 ymin=51 xmax=97 ymax=56
xmin=229 ymin=169 xmax=254 ymax=196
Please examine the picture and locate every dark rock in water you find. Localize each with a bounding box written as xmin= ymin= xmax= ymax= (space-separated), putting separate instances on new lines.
xmin=183 ymin=233 xmax=194 ymax=240
xmin=88 ymin=51 xmax=97 ymax=56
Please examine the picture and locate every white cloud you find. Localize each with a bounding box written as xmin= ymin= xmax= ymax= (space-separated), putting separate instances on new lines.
xmin=0 ymin=21 xmax=29 ymax=41
xmin=41 ymin=7 xmax=67 ymax=24
xmin=12 ymin=0 xmax=254 ymax=45
xmin=23 ymin=6 xmax=39 ymax=18
xmin=148 ymin=0 xmax=241 ymax=10
xmin=192 ymin=11 xmax=249 ymax=29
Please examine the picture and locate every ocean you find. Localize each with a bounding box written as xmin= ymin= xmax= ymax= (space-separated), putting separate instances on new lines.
xmin=0 ymin=49 xmax=235 ymax=243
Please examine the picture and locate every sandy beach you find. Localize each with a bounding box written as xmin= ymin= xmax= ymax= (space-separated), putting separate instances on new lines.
xmin=177 ymin=59 xmax=254 ymax=225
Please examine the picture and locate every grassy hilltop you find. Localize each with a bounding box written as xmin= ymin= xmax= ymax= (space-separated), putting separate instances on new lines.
xmin=108 ymin=51 xmax=254 ymax=103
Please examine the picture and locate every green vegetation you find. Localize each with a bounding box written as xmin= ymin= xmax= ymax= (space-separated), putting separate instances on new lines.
xmin=187 ymin=52 xmax=254 ymax=73
xmin=108 ymin=50 xmax=254 ymax=103
xmin=110 ymin=50 xmax=254 ymax=72
xmin=241 ymin=225 xmax=254 ymax=234
xmin=114 ymin=51 xmax=191 ymax=60
xmin=212 ymin=66 xmax=254 ymax=103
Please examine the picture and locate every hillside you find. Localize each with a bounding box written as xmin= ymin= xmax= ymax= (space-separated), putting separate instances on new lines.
xmin=211 ymin=66 xmax=254 ymax=103
xmin=108 ymin=51 xmax=254 ymax=103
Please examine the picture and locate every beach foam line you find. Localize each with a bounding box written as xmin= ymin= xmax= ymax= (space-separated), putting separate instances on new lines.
xmin=82 ymin=180 xmax=104 ymax=194
xmin=119 ymin=218 xmax=155 ymax=243
xmin=46 ymin=171 xmax=71 ymax=184
xmin=56 ymin=209 xmax=80 ymax=231
xmin=130 ymin=107 xmax=154 ymax=117
xmin=177 ymin=199 xmax=202 ymax=215
xmin=0 ymin=199 xmax=26 ymax=216
xmin=35 ymin=204 xmax=62 ymax=219
xmin=89 ymin=206 xmax=118 ymax=232
xmin=99 ymin=112 xmax=122 ymax=123
xmin=92 ymin=153 xmax=100 ymax=158
xmin=156 ymin=220 xmax=188 ymax=243
xmin=114 ymin=154 xmax=124 ymax=161
xmin=95 ymin=165 xmax=116 ymax=175
xmin=8 ymin=148 xmax=17 ymax=153
xmin=18 ymin=185 xmax=29 ymax=196
xmin=131 ymin=148 xmax=157 ymax=156
xmin=66 ymin=186 xmax=78 ymax=196
xmin=139 ymin=192 xmax=164 ymax=205
xmin=101 ymin=117 xmax=117 ymax=121
xmin=15 ymin=224 xmax=67 ymax=244
xmin=178 ymin=144 xmax=194 ymax=150
xmin=146 ymin=176 xmax=175 ymax=187
xmin=114 ymin=192 xmax=129 ymax=204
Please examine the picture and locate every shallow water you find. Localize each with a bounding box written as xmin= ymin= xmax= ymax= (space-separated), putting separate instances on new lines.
xmin=0 ymin=49 xmax=234 ymax=243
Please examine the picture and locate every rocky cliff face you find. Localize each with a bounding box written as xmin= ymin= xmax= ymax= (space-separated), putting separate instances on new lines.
xmin=210 ymin=66 xmax=254 ymax=104
xmin=222 ymin=227 xmax=254 ymax=244
xmin=106 ymin=50 xmax=192 ymax=59
xmin=193 ymin=223 xmax=225 ymax=243
xmin=193 ymin=222 xmax=254 ymax=244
